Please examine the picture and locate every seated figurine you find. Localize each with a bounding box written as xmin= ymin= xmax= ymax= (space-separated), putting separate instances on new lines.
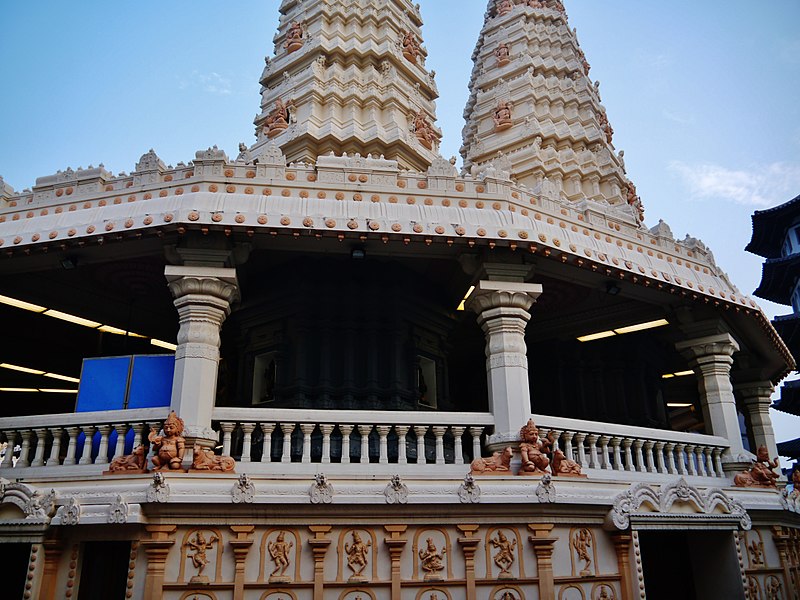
xmin=191 ymin=445 xmax=236 ymax=472
xmin=149 ymin=412 xmax=186 ymax=471
xmin=734 ymin=445 xmax=780 ymax=488
xmin=107 ymin=445 xmax=148 ymax=473
xmin=550 ymin=448 xmax=585 ymax=477
xmin=470 ymin=447 xmax=512 ymax=474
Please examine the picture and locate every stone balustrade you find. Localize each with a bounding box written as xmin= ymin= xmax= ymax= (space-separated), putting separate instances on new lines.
xmin=0 ymin=408 xmax=168 ymax=472
xmin=530 ymin=413 xmax=731 ymax=480
xmin=211 ymin=407 xmax=495 ymax=468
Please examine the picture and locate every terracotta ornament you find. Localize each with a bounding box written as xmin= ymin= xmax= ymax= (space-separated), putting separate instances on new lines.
xmin=551 ymin=447 xmax=585 ymax=477
xmin=264 ymin=99 xmax=295 ymax=138
xmin=191 ymin=445 xmax=236 ymax=472
xmin=495 ymin=42 xmax=510 ymax=67
xmin=598 ymin=110 xmax=614 ymax=143
xmin=185 ymin=531 xmax=218 ymax=582
xmin=496 ymin=0 xmax=514 ymax=17
xmin=470 ymin=447 xmax=512 ymax=474
xmin=345 ymin=531 xmax=372 ymax=580
xmin=527 ymin=0 xmax=544 ymax=8
xmin=284 ymin=21 xmax=304 ymax=53
xmin=489 ymin=530 xmax=516 ymax=577
xmin=107 ymin=445 xmax=148 ymax=474
xmin=149 ymin=411 xmax=186 ymax=471
xmin=494 ymin=101 xmax=513 ymax=131
xmin=418 ymin=537 xmax=446 ymax=580
xmin=413 ymin=111 xmax=438 ymax=150
xmin=734 ymin=445 xmax=780 ymax=488
xmin=268 ymin=531 xmax=293 ymax=581
xmin=401 ymin=31 xmax=421 ymax=64
xmin=519 ymin=419 xmax=551 ymax=474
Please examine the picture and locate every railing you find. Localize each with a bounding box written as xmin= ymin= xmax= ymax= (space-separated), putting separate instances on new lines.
xmin=211 ymin=407 xmax=495 ymax=467
xmin=0 ymin=408 xmax=168 ymax=470
xmin=530 ymin=413 xmax=730 ymax=479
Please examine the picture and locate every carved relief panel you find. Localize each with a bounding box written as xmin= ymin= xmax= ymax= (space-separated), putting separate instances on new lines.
xmin=337 ymin=529 xmax=379 ymax=583
xmin=412 ymin=529 xmax=453 ymax=581
xmin=259 ymin=529 xmax=302 ymax=583
xmin=569 ymin=528 xmax=597 ymax=578
xmin=484 ymin=527 xmax=526 ymax=580
xmin=414 ymin=588 xmax=453 ymax=600
xmin=179 ymin=528 xmax=224 ymax=584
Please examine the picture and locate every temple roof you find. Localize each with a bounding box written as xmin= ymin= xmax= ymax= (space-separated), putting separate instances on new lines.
xmin=753 ymin=253 xmax=800 ymax=306
xmin=746 ymin=193 xmax=800 ymax=259
xmin=773 ymin=313 xmax=800 ymax=360
xmin=776 ymin=431 xmax=800 ymax=457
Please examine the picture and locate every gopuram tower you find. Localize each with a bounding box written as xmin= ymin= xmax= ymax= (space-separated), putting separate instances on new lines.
xmin=461 ymin=0 xmax=643 ymax=222
xmin=251 ymin=0 xmax=442 ymax=171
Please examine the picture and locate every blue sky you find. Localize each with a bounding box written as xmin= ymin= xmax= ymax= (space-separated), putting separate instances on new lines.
xmin=2 ymin=1 xmax=799 ymax=446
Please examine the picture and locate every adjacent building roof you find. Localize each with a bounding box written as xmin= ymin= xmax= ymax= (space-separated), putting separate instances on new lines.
xmin=777 ymin=433 xmax=800 ymax=459
xmin=773 ymin=377 xmax=800 ymax=418
xmin=746 ymin=193 xmax=800 ymax=259
xmin=753 ymin=254 xmax=800 ymax=306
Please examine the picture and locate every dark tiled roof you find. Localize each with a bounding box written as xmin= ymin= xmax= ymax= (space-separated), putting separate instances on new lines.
xmin=773 ymin=378 xmax=800 ymax=417
xmin=746 ymin=193 xmax=800 ymax=259
xmin=753 ymin=253 xmax=800 ymax=305
xmin=777 ymin=436 xmax=800 ymax=459
xmin=773 ymin=313 xmax=800 ymax=359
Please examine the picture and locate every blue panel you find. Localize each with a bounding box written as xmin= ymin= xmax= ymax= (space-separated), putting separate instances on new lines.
xmin=75 ymin=357 xmax=131 ymax=412
xmin=127 ymin=355 xmax=174 ymax=409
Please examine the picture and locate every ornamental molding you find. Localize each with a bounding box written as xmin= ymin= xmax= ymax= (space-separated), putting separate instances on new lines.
xmin=58 ymin=498 xmax=81 ymax=526
xmin=232 ymin=474 xmax=256 ymax=504
xmin=608 ymin=478 xmax=750 ymax=531
xmin=145 ymin=472 xmax=170 ymax=503
xmin=458 ymin=473 xmax=481 ymax=504
xmin=0 ymin=478 xmax=57 ymax=522
xmin=384 ymin=475 xmax=409 ymax=504
xmin=535 ymin=474 xmax=556 ymax=503
xmin=310 ymin=473 xmax=333 ymax=504
xmin=108 ymin=495 xmax=130 ymax=524
xmin=168 ymin=276 xmax=240 ymax=305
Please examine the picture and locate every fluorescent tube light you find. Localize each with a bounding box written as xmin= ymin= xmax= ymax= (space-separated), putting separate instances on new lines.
xmin=667 ymin=402 xmax=693 ymax=408
xmin=98 ymin=325 xmax=128 ymax=335
xmin=0 ymin=388 xmax=39 ymax=393
xmin=673 ymin=370 xmax=694 ymax=377
xmin=613 ymin=319 xmax=669 ymax=335
xmin=457 ymin=285 xmax=476 ymax=311
xmin=38 ymin=388 xmax=78 ymax=394
xmin=43 ymin=309 xmax=102 ymax=328
xmin=0 ymin=294 xmax=46 ymax=313
xmin=661 ymin=374 xmax=674 ymax=379
xmin=151 ymin=339 xmax=178 ymax=351
xmin=577 ymin=330 xmax=616 ymax=342
xmin=0 ymin=363 xmax=45 ymax=375
xmin=44 ymin=373 xmax=80 ymax=383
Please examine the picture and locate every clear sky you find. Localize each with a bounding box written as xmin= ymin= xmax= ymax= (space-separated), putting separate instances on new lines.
xmin=1 ymin=1 xmax=799 ymax=450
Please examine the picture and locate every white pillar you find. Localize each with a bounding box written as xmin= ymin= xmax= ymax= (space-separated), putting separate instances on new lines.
xmin=165 ymin=266 xmax=239 ymax=448
xmin=676 ymin=333 xmax=746 ymax=468
xmin=737 ymin=381 xmax=780 ymax=464
xmin=468 ymin=280 xmax=542 ymax=439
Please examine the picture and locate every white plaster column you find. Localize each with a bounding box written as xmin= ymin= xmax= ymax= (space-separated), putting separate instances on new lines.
xmin=468 ymin=279 xmax=542 ymax=439
xmin=165 ymin=266 xmax=239 ymax=448
xmin=676 ymin=333 xmax=747 ymax=467
xmin=737 ymin=381 xmax=780 ymax=462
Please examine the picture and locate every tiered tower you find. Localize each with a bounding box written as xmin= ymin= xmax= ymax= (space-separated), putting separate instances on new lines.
xmin=461 ymin=0 xmax=642 ymax=221
xmin=251 ymin=0 xmax=442 ymax=171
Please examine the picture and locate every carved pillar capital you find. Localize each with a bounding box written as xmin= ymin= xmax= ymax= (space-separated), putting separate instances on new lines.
xmin=384 ymin=525 xmax=408 ymax=598
xmin=308 ymin=525 xmax=332 ymax=600
xmin=457 ymin=525 xmax=481 ymax=600
xmin=676 ymin=332 xmax=739 ymax=365
xmin=528 ymin=524 xmax=557 ymax=599
xmin=141 ymin=525 xmax=177 ymax=600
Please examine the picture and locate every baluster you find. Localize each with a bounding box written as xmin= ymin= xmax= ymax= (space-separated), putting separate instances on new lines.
xmin=221 ymin=423 xmax=236 ymax=458
xmin=0 ymin=431 xmax=15 ymax=468
xmin=78 ymin=426 xmax=95 ymax=466
xmin=546 ymin=430 xmax=561 ymax=453
xmin=643 ymin=441 xmax=656 ymax=473
xmin=663 ymin=443 xmax=676 ymax=474
xmin=95 ymin=425 xmax=112 ymax=464
xmin=63 ymin=427 xmax=80 ymax=466
xmin=320 ymin=425 xmax=334 ymax=464
xmin=694 ymin=447 xmax=706 ymax=477
xmin=598 ymin=436 xmax=610 ymax=469
xmin=280 ymin=423 xmax=295 ymax=463
xmin=586 ymin=434 xmax=598 ymax=469
xmin=377 ymin=426 xmax=391 ymax=464
xmin=339 ymin=425 xmax=354 ymax=464
xmin=358 ymin=425 xmax=372 ymax=464
xmin=433 ymin=426 xmax=447 ymax=465
xmin=31 ymin=428 xmax=48 ymax=467
xmin=562 ymin=431 xmax=575 ymax=462
xmin=260 ymin=423 xmax=276 ymax=462
xmin=633 ymin=439 xmax=646 ymax=472
xmin=704 ymin=447 xmax=715 ymax=476
xmin=240 ymin=423 xmax=256 ymax=463
xmin=685 ymin=445 xmax=697 ymax=476
xmin=654 ymin=442 xmax=666 ymax=474
xmin=451 ymin=426 xmax=466 ymax=465
xmin=469 ymin=427 xmax=484 ymax=460
xmin=15 ymin=429 xmax=33 ymax=468
xmin=713 ymin=447 xmax=725 ymax=477
xmin=414 ymin=426 xmax=428 ymax=465
xmin=395 ymin=426 xmax=410 ymax=465
xmin=301 ymin=424 xmax=315 ymax=464
xmin=611 ymin=437 xmax=625 ymax=471
xmin=47 ymin=428 xmax=64 ymax=466
xmin=675 ymin=444 xmax=687 ymax=475
xmin=621 ymin=438 xmax=634 ymax=471
xmin=112 ymin=424 xmax=129 ymax=461
xmin=574 ymin=433 xmax=587 ymax=468
xmin=132 ymin=422 xmax=145 ymax=448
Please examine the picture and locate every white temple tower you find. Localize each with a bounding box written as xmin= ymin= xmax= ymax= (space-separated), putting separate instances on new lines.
xmin=251 ymin=0 xmax=442 ymax=171
xmin=461 ymin=0 xmax=643 ymax=221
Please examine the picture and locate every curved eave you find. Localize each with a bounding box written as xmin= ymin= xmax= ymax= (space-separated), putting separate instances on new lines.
xmin=746 ymin=193 xmax=800 ymax=258
xmin=753 ymin=253 xmax=800 ymax=305
xmin=776 ymin=432 xmax=800 ymax=458
xmin=773 ymin=313 xmax=800 ymax=360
